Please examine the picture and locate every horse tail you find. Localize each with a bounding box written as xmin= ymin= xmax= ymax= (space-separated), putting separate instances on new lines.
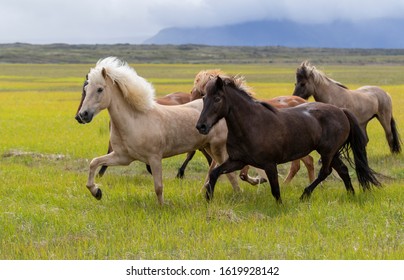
xmin=390 ymin=117 xmax=402 ymax=153
xmin=342 ymin=109 xmax=382 ymax=190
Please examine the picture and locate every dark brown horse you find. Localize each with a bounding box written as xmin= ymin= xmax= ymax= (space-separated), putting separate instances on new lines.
xmin=75 ymin=79 xmax=211 ymax=178
xmin=196 ymin=76 xmax=381 ymax=203
xmin=191 ymin=69 xmax=315 ymax=185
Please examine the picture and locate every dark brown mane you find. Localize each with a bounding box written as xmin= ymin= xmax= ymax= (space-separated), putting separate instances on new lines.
xmin=258 ymin=101 xmax=278 ymax=113
xmin=223 ymin=76 xmax=278 ymax=113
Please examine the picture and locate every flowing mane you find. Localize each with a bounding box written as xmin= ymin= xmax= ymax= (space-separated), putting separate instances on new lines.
xmin=220 ymin=76 xmax=278 ymax=113
xmin=194 ymin=69 xmax=255 ymax=95
xmin=298 ymin=61 xmax=348 ymax=89
xmin=89 ymin=57 xmax=156 ymax=112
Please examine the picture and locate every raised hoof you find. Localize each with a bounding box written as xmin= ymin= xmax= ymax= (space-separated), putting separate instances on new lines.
xmin=258 ymin=178 xmax=267 ymax=184
xmin=94 ymin=188 xmax=103 ymax=200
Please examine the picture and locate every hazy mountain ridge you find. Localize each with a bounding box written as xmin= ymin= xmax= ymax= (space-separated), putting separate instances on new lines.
xmin=144 ymin=19 xmax=404 ymax=48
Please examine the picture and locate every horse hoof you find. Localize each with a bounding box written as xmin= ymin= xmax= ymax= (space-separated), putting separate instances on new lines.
xmin=258 ymin=178 xmax=267 ymax=184
xmin=94 ymin=188 xmax=102 ymax=200
xmin=205 ymin=191 xmax=213 ymax=202
xmin=176 ymin=170 xmax=185 ymax=179
xmin=299 ymin=192 xmax=311 ymax=201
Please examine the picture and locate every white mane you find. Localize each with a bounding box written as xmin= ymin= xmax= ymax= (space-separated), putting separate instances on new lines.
xmin=89 ymin=57 xmax=156 ymax=112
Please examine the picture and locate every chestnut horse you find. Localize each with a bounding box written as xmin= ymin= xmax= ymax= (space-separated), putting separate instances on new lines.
xmin=293 ymin=61 xmax=401 ymax=154
xmin=196 ymin=76 xmax=381 ymax=203
xmin=191 ymin=69 xmax=315 ymax=184
xmin=75 ymin=57 xmax=240 ymax=204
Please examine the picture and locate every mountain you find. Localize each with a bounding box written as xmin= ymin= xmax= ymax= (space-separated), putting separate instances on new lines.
xmin=144 ymin=19 xmax=404 ymax=48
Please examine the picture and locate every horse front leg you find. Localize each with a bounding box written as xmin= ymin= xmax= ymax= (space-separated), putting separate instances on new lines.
xmin=264 ymin=164 xmax=282 ymax=204
xmin=87 ymin=151 xmax=132 ymax=200
xmin=205 ymin=159 xmax=245 ymax=201
xmin=148 ymin=157 xmax=165 ymax=205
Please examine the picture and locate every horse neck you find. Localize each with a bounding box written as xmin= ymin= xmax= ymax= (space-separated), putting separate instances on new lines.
xmin=312 ymin=79 xmax=347 ymax=104
xmin=224 ymin=90 xmax=264 ymax=137
xmin=107 ymin=86 xmax=144 ymax=131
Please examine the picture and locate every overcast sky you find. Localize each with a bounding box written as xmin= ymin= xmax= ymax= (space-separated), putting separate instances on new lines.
xmin=1 ymin=0 xmax=404 ymax=44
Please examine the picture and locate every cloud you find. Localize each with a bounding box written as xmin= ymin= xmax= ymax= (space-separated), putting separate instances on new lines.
xmin=1 ymin=0 xmax=404 ymax=44
xmin=149 ymin=0 xmax=404 ymax=27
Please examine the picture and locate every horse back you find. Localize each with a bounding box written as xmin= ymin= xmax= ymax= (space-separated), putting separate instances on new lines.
xmin=284 ymin=102 xmax=351 ymax=142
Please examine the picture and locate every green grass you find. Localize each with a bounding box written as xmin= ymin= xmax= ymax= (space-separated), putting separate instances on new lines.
xmin=0 ymin=63 xmax=403 ymax=259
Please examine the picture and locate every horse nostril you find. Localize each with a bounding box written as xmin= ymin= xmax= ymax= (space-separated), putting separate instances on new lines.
xmin=196 ymin=123 xmax=208 ymax=134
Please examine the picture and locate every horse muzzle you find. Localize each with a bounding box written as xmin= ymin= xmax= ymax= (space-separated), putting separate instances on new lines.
xmin=196 ymin=123 xmax=211 ymax=135
xmin=75 ymin=110 xmax=94 ymax=124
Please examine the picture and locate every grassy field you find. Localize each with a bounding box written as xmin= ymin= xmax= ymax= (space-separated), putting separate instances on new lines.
xmin=0 ymin=62 xmax=403 ymax=259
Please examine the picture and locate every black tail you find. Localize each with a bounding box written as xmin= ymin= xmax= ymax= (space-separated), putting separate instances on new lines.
xmin=390 ymin=117 xmax=402 ymax=153
xmin=343 ymin=109 xmax=382 ymax=190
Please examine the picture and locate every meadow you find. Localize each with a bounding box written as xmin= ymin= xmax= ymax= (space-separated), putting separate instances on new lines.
xmin=0 ymin=62 xmax=403 ymax=259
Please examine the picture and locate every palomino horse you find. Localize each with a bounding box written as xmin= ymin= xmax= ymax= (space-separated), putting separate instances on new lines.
xmin=191 ymin=69 xmax=315 ymax=184
xmin=76 ymin=81 xmax=212 ymax=178
xmin=293 ymin=61 xmax=401 ymax=154
xmin=75 ymin=57 xmax=240 ymax=204
xmin=196 ymin=76 xmax=381 ymax=203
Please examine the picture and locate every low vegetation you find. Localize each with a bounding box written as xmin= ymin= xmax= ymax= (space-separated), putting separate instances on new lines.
xmin=0 ymin=61 xmax=403 ymax=259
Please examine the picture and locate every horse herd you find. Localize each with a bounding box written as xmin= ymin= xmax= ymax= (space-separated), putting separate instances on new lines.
xmin=75 ymin=57 xmax=401 ymax=205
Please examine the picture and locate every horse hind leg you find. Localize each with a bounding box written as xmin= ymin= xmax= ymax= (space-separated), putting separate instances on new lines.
xmin=302 ymin=155 xmax=315 ymax=183
xmin=240 ymin=165 xmax=268 ymax=185
xmin=176 ymin=151 xmax=196 ymax=179
xmin=283 ymin=160 xmax=300 ymax=184
xmin=300 ymin=155 xmax=333 ymax=200
xmin=376 ymin=112 xmax=401 ymax=153
xmin=284 ymin=155 xmax=315 ymax=184
xmin=330 ymin=155 xmax=355 ymax=195
xmin=389 ymin=118 xmax=401 ymax=153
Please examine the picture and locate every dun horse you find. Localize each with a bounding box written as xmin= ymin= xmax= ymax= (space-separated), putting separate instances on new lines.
xmin=196 ymin=76 xmax=381 ymax=203
xmin=293 ymin=61 xmax=401 ymax=154
xmin=75 ymin=57 xmax=240 ymax=204
xmin=191 ymin=69 xmax=315 ymax=184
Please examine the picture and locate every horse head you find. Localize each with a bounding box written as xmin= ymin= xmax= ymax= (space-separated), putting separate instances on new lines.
xmin=292 ymin=61 xmax=316 ymax=100
xmin=191 ymin=69 xmax=223 ymax=101
xmin=75 ymin=67 xmax=112 ymax=124
xmin=75 ymin=75 xmax=89 ymax=123
xmin=196 ymin=76 xmax=228 ymax=135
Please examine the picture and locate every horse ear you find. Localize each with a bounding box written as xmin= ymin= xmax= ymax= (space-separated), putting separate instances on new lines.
xmin=101 ymin=68 xmax=108 ymax=80
xmin=215 ymin=76 xmax=224 ymax=89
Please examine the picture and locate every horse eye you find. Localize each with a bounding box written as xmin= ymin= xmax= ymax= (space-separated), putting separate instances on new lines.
xmin=214 ymin=96 xmax=221 ymax=103
xmin=97 ymin=88 xmax=103 ymax=93
xmin=300 ymin=82 xmax=306 ymax=87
